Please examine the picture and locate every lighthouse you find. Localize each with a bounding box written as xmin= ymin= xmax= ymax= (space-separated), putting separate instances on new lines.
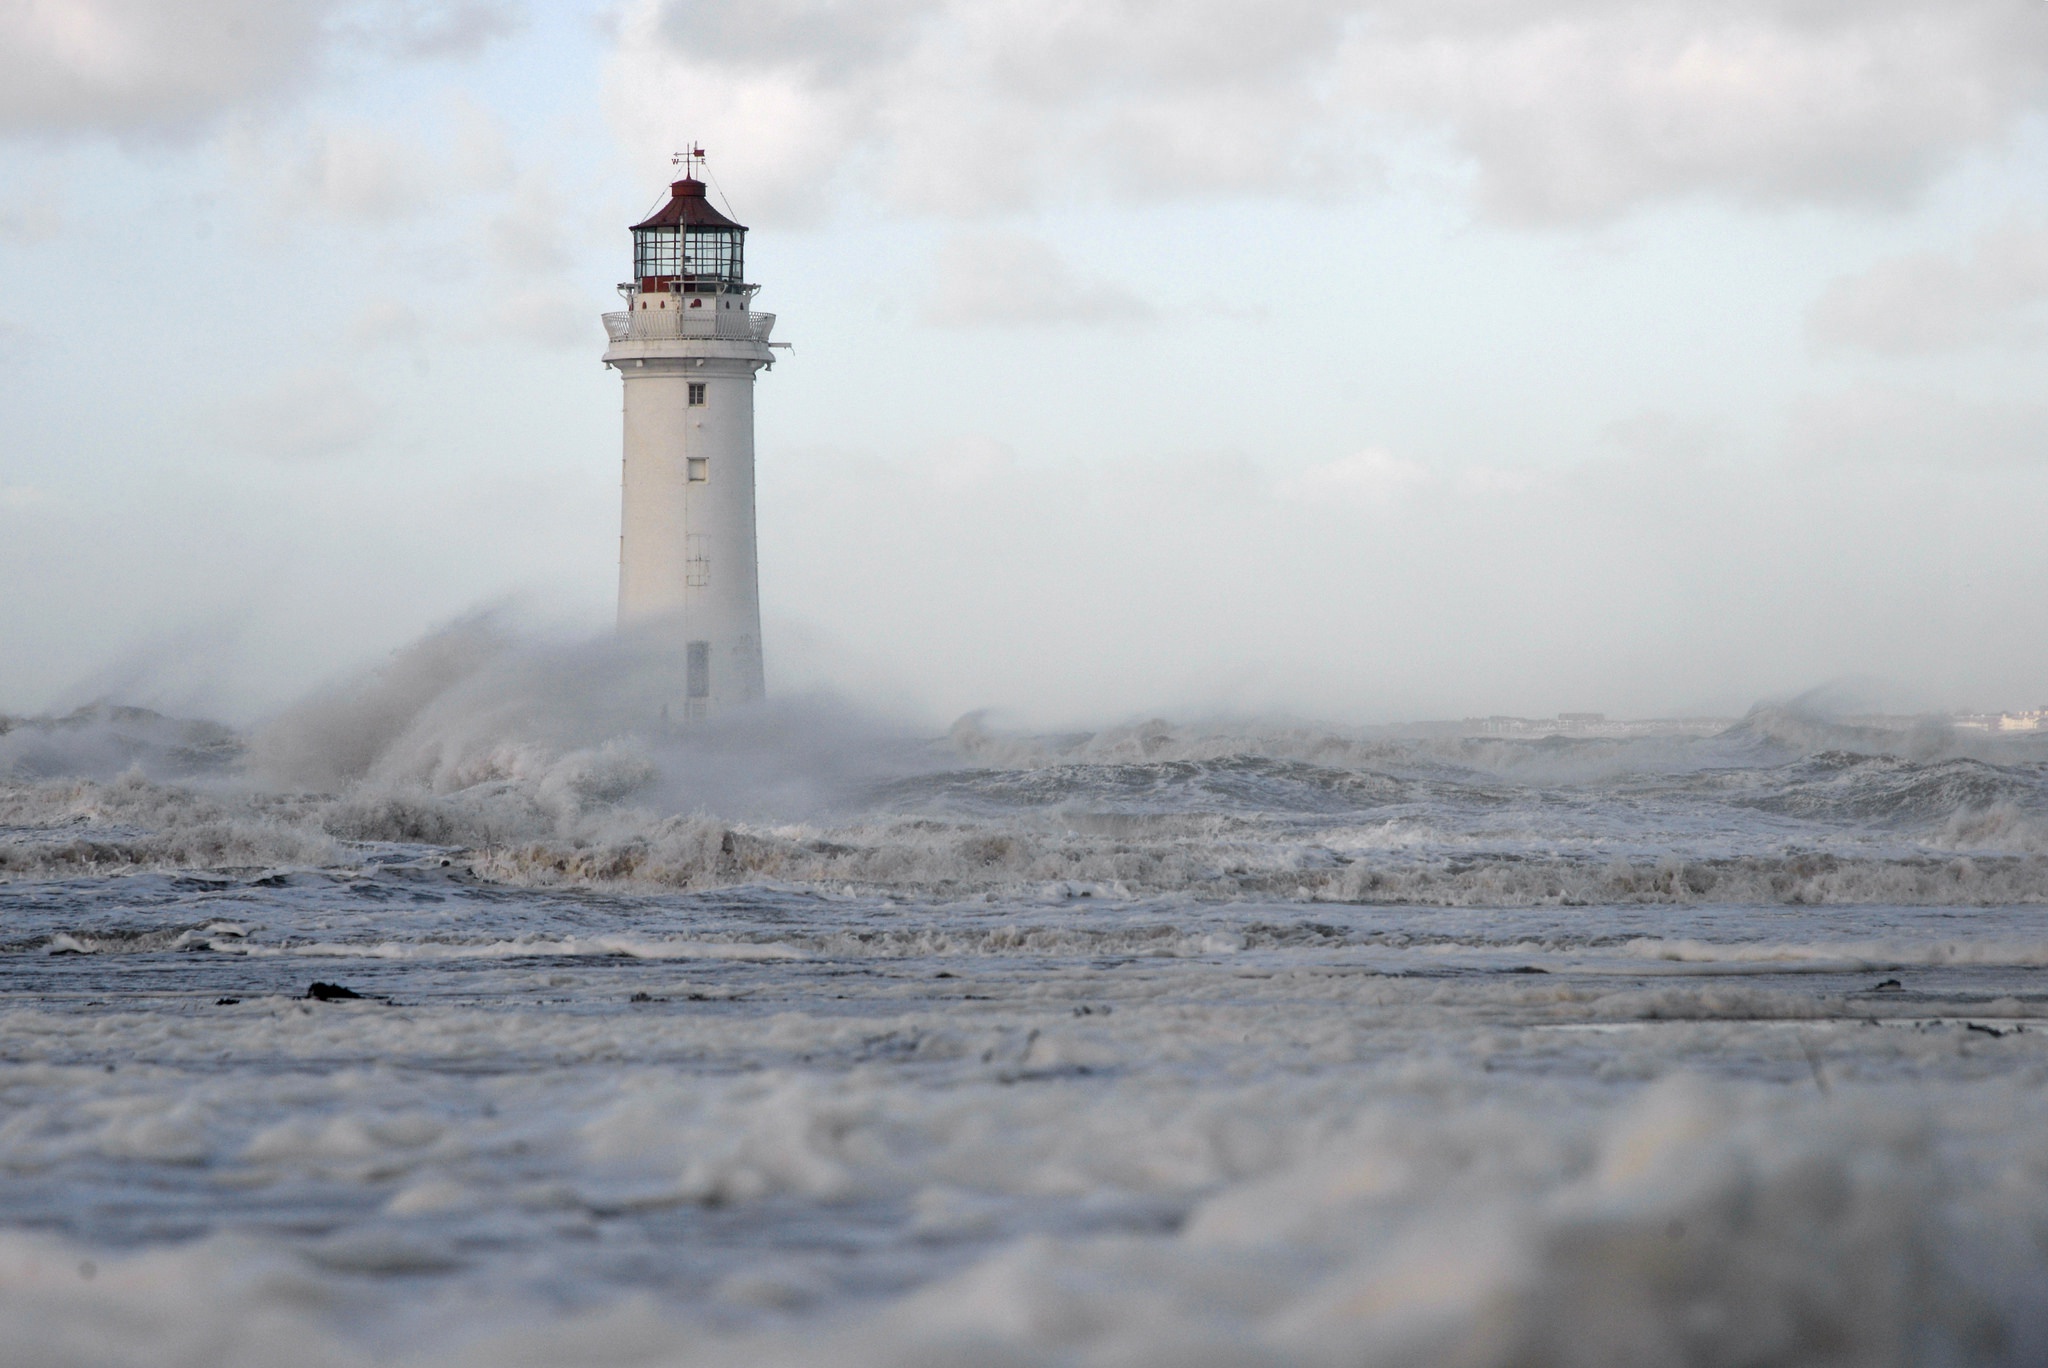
xmin=602 ymin=152 xmax=778 ymax=718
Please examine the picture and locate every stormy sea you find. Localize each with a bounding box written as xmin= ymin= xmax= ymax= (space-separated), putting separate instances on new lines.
xmin=5 ymin=621 xmax=2048 ymax=1365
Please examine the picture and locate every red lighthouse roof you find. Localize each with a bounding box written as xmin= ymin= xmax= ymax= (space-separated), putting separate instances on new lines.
xmin=632 ymin=178 xmax=745 ymax=232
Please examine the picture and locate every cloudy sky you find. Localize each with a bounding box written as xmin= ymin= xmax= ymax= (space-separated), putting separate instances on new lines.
xmin=3 ymin=0 xmax=2046 ymax=726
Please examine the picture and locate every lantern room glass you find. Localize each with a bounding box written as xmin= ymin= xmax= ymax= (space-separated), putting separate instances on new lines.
xmin=683 ymin=227 xmax=743 ymax=284
xmin=634 ymin=225 xmax=744 ymax=288
xmin=634 ymin=226 xmax=681 ymax=279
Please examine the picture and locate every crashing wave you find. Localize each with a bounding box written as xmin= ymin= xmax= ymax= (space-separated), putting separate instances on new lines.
xmin=8 ymin=623 xmax=2048 ymax=903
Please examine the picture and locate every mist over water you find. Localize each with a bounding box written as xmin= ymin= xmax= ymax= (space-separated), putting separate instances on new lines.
xmin=5 ymin=619 xmax=2048 ymax=1364
xmin=8 ymin=615 xmax=2048 ymax=904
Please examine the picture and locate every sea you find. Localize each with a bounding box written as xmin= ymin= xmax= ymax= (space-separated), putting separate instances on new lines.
xmin=3 ymin=623 xmax=2047 ymax=1366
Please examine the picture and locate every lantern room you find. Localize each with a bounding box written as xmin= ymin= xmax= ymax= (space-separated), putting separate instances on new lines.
xmin=631 ymin=177 xmax=747 ymax=294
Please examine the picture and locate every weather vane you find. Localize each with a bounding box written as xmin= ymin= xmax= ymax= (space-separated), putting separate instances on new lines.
xmin=672 ymin=145 xmax=707 ymax=178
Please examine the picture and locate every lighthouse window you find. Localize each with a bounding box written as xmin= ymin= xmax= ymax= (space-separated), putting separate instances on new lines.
xmin=686 ymin=535 xmax=710 ymax=587
xmin=633 ymin=226 xmax=681 ymax=279
xmin=688 ymin=382 xmax=707 ymax=406
xmin=688 ymin=458 xmax=708 ymax=482
xmin=682 ymin=226 xmax=743 ymax=284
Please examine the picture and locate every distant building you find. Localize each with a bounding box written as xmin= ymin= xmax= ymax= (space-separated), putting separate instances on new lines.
xmin=1466 ymin=713 xmax=1609 ymax=736
xmin=1949 ymin=711 xmax=2045 ymax=732
xmin=1467 ymin=716 xmax=1547 ymax=736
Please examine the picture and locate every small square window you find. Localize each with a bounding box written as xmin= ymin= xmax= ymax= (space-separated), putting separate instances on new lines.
xmin=687 ymin=458 xmax=708 ymax=482
xmin=688 ymin=382 xmax=707 ymax=406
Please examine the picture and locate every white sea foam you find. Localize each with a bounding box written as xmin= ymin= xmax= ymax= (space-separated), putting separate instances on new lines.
xmin=245 ymin=935 xmax=806 ymax=962
xmin=1618 ymin=936 xmax=2048 ymax=969
xmin=0 ymin=1065 xmax=2040 ymax=1365
xmin=7 ymin=626 xmax=2048 ymax=1362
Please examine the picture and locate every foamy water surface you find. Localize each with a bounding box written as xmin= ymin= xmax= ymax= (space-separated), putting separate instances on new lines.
xmin=4 ymin=643 xmax=2048 ymax=1364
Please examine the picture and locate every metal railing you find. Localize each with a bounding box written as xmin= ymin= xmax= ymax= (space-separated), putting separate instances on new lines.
xmin=601 ymin=309 xmax=776 ymax=345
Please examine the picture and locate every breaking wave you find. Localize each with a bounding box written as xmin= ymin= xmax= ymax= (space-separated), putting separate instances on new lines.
xmin=6 ymin=623 xmax=2048 ymax=905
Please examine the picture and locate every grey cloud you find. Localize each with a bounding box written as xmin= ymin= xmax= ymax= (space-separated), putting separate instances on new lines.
xmin=350 ymin=0 xmax=524 ymax=59
xmin=493 ymin=290 xmax=591 ymax=349
xmin=0 ymin=0 xmax=520 ymax=139
xmin=614 ymin=0 xmax=1368 ymax=221
xmin=349 ymin=299 xmax=425 ymax=347
xmin=0 ymin=178 xmax=63 ymax=242
xmin=968 ymin=0 xmax=1347 ymax=102
xmin=922 ymin=233 xmax=1157 ymax=328
xmin=488 ymin=175 xmax=572 ymax=272
xmin=614 ymin=0 xmax=2048 ymax=224
xmin=1346 ymin=0 xmax=2048 ymax=223
xmin=1808 ymin=222 xmax=2048 ymax=356
xmin=0 ymin=481 xmax=48 ymax=512
xmin=290 ymin=125 xmax=437 ymax=219
xmin=0 ymin=317 xmax=31 ymax=364
xmin=0 ymin=0 xmax=330 ymax=137
xmin=445 ymin=92 xmax=515 ymax=191
xmin=654 ymin=0 xmax=938 ymax=77
xmin=1790 ymin=383 xmax=2048 ymax=468
xmin=208 ymin=366 xmax=385 ymax=459
xmin=262 ymin=102 xmax=525 ymax=229
xmin=1600 ymin=411 xmax=1734 ymax=464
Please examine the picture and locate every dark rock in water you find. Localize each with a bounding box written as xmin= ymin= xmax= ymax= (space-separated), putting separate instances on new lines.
xmin=1873 ymin=979 xmax=1903 ymax=992
xmin=306 ymin=982 xmax=365 ymax=1001
xmin=1967 ymin=1022 xmax=2010 ymax=1038
xmin=214 ymin=997 xmax=240 ymax=1006
xmin=1506 ymin=965 xmax=1548 ymax=974
xmin=629 ymin=992 xmax=654 ymax=1003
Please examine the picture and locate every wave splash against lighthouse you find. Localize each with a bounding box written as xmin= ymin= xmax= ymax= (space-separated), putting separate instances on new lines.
xmin=603 ymin=157 xmax=777 ymax=720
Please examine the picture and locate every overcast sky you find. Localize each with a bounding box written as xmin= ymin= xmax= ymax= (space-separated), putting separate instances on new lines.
xmin=3 ymin=0 xmax=2047 ymax=726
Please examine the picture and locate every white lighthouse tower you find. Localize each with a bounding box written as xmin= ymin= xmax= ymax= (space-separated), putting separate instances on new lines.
xmin=602 ymin=152 xmax=778 ymax=718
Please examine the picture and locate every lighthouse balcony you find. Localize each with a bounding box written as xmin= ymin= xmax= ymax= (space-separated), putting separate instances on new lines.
xmin=602 ymin=299 xmax=775 ymax=343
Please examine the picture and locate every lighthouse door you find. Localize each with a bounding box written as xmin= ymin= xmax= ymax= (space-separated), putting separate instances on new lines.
xmin=686 ymin=640 xmax=711 ymax=696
